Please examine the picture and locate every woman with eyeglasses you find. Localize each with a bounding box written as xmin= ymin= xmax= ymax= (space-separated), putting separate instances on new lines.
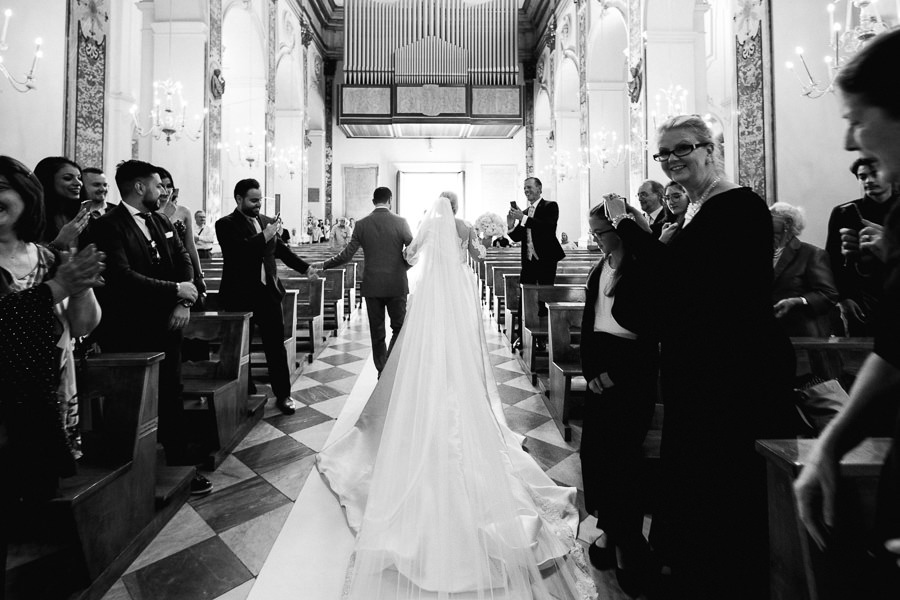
xmin=794 ymin=29 xmax=900 ymax=596
xmin=0 ymin=156 xmax=105 ymax=588
xmin=579 ymin=202 xmax=659 ymax=596
xmin=33 ymin=157 xmax=92 ymax=251
xmin=658 ymin=181 xmax=689 ymax=244
xmin=604 ymin=115 xmax=796 ymax=599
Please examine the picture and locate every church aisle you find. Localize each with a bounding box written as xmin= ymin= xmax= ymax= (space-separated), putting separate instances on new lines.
xmin=100 ymin=305 xmax=629 ymax=600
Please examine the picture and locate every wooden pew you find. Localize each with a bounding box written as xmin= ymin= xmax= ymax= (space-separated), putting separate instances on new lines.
xmin=502 ymin=272 xmax=590 ymax=349
xmin=202 ymin=289 xmax=299 ymax=384
xmin=292 ymin=278 xmax=326 ymax=363
xmin=6 ymin=353 xmax=195 ymax=600
xmin=520 ymin=284 xmax=587 ymax=384
xmin=546 ymin=302 xmax=586 ymax=441
xmin=281 ymin=269 xmax=346 ymax=336
xmin=757 ymin=438 xmax=889 ymax=600
xmin=180 ymin=311 xmax=262 ymax=470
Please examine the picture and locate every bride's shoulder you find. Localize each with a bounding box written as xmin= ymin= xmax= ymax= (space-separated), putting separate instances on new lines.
xmin=454 ymin=218 xmax=471 ymax=239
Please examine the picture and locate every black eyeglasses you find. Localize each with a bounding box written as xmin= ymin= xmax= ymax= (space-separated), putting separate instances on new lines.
xmin=652 ymin=142 xmax=712 ymax=162
xmin=591 ymin=228 xmax=616 ymax=237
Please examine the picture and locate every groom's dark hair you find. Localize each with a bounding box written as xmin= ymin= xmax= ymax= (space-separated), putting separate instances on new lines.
xmin=373 ymin=187 xmax=392 ymax=205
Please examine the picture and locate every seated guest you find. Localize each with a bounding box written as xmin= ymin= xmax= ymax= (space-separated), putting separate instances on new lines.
xmin=580 ymin=203 xmax=658 ymax=596
xmin=826 ymin=156 xmax=898 ymax=335
xmin=193 ymin=210 xmax=215 ymax=259
xmin=34 ymin=156 xmax=91 ymax=251
xmin=80 ymin=167 xmax=113 ymax=218
xmin=560 ymin=231 xmax=578 ymax=250
xmin=491 ymin=235 xmax=511 ymax=247
xmin=87 ymin=160 xmax=211 ymax=496
xmin=659 ymin=181 xmax=689 ymax=244
xmin=0 ymin=155 xmax=105 ymax=588
xmin=771 ymin=202 xmax=839 ymax=337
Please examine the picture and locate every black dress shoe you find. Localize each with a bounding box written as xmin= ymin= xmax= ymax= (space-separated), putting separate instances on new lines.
xmin=190 ymin=473 xmax=213 ymax=496
xmin=276 ymin=397 xmax=296 ymax=415
xmin=588 ymin=539 xmax=616 ymax=570
xmin=615 ymin=540 xmax=658 ymax=598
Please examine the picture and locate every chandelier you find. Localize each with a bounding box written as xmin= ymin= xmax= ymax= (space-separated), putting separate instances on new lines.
xmin=130 ymin=0 xmax=207 ymax=142
xmin=0 ymin=9 xmax=42 ymax=93
xmin=219 ymin=129 xmax=270 ymax=169
xmin=581 ymin=129 xmax=627 ymax=171
xmin=131 ymin=79 xmax=207 ymax=144
xmin=787 ymin=0 xmax=897 ymax=99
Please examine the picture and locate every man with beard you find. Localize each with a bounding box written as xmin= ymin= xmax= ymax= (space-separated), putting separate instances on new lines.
xmin=826 ymin=157 xmax=898 ymax=335
xmin=86 ymin=160 xmax=211 ymax=495
xmin=216 ymin=178 xmax=318 ymax=416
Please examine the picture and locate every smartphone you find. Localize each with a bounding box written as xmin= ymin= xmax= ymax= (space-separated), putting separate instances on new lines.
xmin=274 ymin=212 xmax=282 ymax=222
xmin=510 ymin=201 xmax=519 ymax=210
xmin=840 ymin=203 xmax=864 ymax=232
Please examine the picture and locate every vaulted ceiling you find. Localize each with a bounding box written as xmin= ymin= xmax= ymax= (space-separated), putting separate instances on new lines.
xmin=301 ymin=0 xmax=557 ymax=63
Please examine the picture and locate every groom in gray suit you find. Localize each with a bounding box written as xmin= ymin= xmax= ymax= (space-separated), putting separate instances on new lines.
xmin=319 ymin=187 xmax=413 ymax=374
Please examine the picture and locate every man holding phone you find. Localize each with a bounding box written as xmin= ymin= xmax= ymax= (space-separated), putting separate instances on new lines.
xmin=826 ymin=157 xmax=898 ymax=335
xmin=507 ymin=177 xmax=566 ymax=347
xmin=216 ymin=178 xmax=319 ymax=415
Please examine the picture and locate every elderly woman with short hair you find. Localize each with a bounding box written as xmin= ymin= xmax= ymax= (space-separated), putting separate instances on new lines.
xmin=604 ymin=114 xmax=796 ymax=599
xmin=771 ymin=202 xmax=839 ymax=337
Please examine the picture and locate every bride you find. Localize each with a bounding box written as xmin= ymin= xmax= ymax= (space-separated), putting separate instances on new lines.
xmin=316 ymin=192 xmax=595 ymax=600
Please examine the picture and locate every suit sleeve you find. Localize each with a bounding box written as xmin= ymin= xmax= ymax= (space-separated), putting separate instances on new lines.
xmin=803 ymin=246 xmax=840 ymax=315
xmin=508 ymin=223 xmax=526 ymax=243
xmin=274 ymin=237 xmax=310 ymax=274
xmin=825 ymin=206 xmax=848 ymax=299
xmin=402 ymin=219 xmax=414 ymax=245
xmin=521 ymin=201 xmax=559 ymax=236
xmin=323 ymin=228 xmax=361 ymax=269
xmin=91 ymin=217 xmax=180 ymax=302
xmin=216 ymin=216 xmax=269 ymax=257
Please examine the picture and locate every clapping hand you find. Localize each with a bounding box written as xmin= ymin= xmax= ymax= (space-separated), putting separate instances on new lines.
xmin=885 ymin=538 xmax=900 ymax=568
xmin=54 ymin=244 xmax=106 ymax=298
xmin=55 ymin=205 xmax=92 ymax=250
xmin=176 ymin=281 xmax=199 ymax=302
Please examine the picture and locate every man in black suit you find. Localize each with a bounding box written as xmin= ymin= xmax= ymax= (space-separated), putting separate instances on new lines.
xmin=825 ymin=157 xmax=898 ymax=335
xmin=507 ymin=177 xmax=566 ymax=285
xmin=216 ymin=178 xmax=318 ymax=415
xmin=637 ymin=179 xmax=671 ymax=238
xmin=87 ymin=160 xmax=211 ymax=495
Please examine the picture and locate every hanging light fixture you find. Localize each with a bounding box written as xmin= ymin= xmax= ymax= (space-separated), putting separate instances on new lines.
xmin=786 ymin=0 xmax=898 ymax=99
xmin=130 ymin=0 xmax=207 ymax=143
xmin=0 ymin=8 xmax=42 ymax=93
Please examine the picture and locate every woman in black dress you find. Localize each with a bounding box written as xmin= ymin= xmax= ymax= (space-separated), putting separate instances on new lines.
xmin=604 ymin=115 xmax=796 ymax=599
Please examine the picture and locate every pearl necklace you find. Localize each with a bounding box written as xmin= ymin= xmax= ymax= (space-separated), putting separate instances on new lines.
xmin=683 ymin=176 xmax=721 ymax=227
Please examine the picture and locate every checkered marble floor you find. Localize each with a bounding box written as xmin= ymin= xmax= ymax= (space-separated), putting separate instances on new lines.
xmin=100 ymin=305 xmax=633 ymax=600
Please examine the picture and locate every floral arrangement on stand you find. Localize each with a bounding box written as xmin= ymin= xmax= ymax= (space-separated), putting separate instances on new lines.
xmin=474 ymin=212 xmax=507 ymax=240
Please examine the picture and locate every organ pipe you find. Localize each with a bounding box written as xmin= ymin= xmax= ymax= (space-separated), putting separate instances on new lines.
xmin=344 ymin=0 xmax=517 ymax=87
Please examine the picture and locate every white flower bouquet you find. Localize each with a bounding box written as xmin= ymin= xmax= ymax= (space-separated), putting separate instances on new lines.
xmin=473 ymin=212 xmax=507 ymax=239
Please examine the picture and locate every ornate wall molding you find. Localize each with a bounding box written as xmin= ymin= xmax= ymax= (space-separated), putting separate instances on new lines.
xmin=208 ymin=0 xmax=223 ymax=215
xmin=65 ymin=0 xmax=110 ymax=167
xmin=265 ymin=0 xmax=277 ymax=196
xmin=627 ymin=0 xmax=644 ymax=186
xmin=324 ymin=59 xmax=335 ymax=218
xmin=734 ymin=0 xmax=774 ymax=202
xmin=577 ymin=1 xmax=588 ymax=173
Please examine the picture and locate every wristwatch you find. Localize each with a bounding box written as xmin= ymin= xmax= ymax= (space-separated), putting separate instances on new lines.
xmin=179 ymin=299 xmax=194 ymax=308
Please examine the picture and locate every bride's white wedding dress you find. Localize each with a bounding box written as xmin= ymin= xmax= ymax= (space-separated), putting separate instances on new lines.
xmin=316 ymin=197 xmax=596 ymax=600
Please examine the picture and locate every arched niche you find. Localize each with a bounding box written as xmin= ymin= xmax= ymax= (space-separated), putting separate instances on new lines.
xmin=221 ymin=2 xmax=268 ymax=214
xmin=552 ymin=55 xmax=582 ymax=243
xmin=586 ymin=2 xmax=630 ymax=211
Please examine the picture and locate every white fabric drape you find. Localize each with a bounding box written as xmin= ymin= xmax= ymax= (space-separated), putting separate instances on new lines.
xmin=316 ymin=196 xmax=595 ymax=600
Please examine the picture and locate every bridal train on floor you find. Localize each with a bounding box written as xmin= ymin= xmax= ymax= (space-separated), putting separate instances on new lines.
xmin=316 ymin=196 xmax=596 ymax=599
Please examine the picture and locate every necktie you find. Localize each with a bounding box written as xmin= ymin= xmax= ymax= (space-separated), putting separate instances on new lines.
xmin=526 ymin=203 xmax=539 ymax=260
xmin=251 ymin=218 xmax=266 ymax=285
xmin=137 ymin=213 xmax=163 ymax=265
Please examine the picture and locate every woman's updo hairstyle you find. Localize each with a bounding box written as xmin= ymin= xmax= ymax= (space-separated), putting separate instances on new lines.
xmin=657 ymin=114 xmax=725 ymax=176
